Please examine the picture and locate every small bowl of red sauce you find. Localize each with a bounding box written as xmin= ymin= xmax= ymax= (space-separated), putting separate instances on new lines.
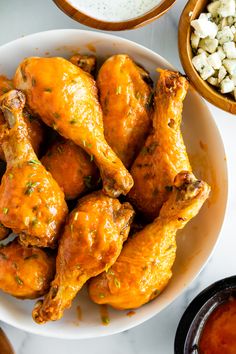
xmin=174 ymin=276 xmax=236 ymax=354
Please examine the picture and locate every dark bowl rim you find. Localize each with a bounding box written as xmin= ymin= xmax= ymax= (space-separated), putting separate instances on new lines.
xmin=174 ymin=275 xmax=236 ymax=354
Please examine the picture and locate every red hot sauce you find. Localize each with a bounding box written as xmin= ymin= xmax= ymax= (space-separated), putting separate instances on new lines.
xmin=199 ymin=297 xmax=236 ymax=354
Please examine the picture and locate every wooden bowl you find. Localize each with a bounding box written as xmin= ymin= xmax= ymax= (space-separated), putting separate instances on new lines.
xmin=53 ymin=0 xmax=176 ymax=31
xmin=178 ymin=0 xmax=236 ymax=114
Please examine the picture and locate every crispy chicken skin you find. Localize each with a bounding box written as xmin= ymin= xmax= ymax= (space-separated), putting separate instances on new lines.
xmin=40 ymin=55 xmax=98 ymax=200
xmin=20 ymin=110 xmax=45 ymax=158
xmin=128 ymin=70 xmax=191 ymax=220
xmin=97 ymin=54 xmax=153 ymax=168
xmin=89 ymin=172 xmax=210 ymax=310
xmin=14 ymin=57 xmax=133 ymax=198
xmin=0 ymin=239 xmax=55 ymax=299
xmin=70 ymin=54 xmax=96 ymax=75
xmin=0 ymin=90 xmax=68 ymax=248
xmin=41 ymin=138 xmax=99 ymax=200
xmin=32 ymin=191 xmax=134 ymax=323
xmin=0 ymin=75 xmax=44 ymax=161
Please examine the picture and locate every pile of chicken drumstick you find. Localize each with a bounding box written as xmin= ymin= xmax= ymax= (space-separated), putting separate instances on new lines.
xmin=0 ymin=53 xmax=210 ymax=324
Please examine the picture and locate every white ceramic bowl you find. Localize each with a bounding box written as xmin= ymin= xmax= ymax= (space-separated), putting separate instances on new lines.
xmin=0 ymin=29 xmax=228 ymax=339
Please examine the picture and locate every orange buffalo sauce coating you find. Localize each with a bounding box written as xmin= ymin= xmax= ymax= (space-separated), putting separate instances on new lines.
xmin=199 ymin=297 xmax=236 ymax=354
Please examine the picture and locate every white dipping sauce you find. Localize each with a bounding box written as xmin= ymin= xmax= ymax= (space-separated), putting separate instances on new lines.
xmin=68 ymin=0 xmax=161 ymax=22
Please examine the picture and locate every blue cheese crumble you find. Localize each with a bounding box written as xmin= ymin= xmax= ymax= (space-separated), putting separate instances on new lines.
xmin=191 ymin=0 xmax=236 ymax=98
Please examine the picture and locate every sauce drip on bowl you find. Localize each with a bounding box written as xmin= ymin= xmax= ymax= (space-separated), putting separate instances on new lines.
xmin=100 ymin=304 xmax=110 ymax=326
xmin=199 ymin=297 xmax=236 ymax=354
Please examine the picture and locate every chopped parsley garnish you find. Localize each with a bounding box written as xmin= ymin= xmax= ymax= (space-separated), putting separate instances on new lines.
xmin=114 ymin=277 xmax=120 ymax=288
xmin=52 ymin=122 xmax=57 ymax=130
xmin=24 ymin=111 xmax=35 ymax=122
xmin=25 ymin=181 xmax=39 ymax=195
xmin=31 ymin=218 xmax=39 ymax=227
xmin=2 ymin=207 xmax=8 ymax=215
xmin=84 ymin=175 xmax=92 ymax=189
xmin=101 ymin=316 xmax=110 ymax=325
xmin=141 ymin=142 xmax=158 ymax=155
xmin=106 ymin=269 xmax=114 ymax=275
xmin=84 ymin=142 xmax=92 ymax=149
xmin=0 ymin=252 xmax=7 ymax=260
xmin=57 ymin=146 xmax=63 ymax=154
xmin=15 ymin=275 xmax=24 ymax=285
xmin=53 ymin=112 xmax=60 ymax=119
xmin=141 ymin=146 xmax=148 ymax=155
xmin=44 ymin=88 xmax=52 ymax=92
xmin=148 ymin=142 xmax=158 ymax=153
xmin=32 ymin=77 xmax=36 ymax=86
xmin=145 ymin=92 xmax=154 ymax=110
xmin=116 ymin=86 xmax=122 ymax=94
xmin=28 ymin=159 xmax=41 ymax=165
xmin=97 ymin=177 xmax=102 ymax=185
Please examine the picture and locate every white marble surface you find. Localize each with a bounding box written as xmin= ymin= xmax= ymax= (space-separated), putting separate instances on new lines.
xmin=0 ymin=0 xmax=235 ymax=353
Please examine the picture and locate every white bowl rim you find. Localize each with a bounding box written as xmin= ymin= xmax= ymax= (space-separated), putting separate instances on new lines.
xmin=0 ymin=28 xmax=228 ymax=339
